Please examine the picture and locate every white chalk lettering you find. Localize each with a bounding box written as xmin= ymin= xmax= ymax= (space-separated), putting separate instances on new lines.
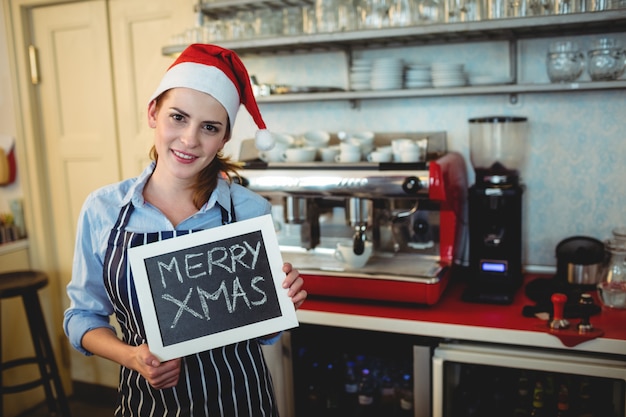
xmin=231 ymin=276 xmax=251 ymax=311
xmin=207 ymin=246 xmax=232 ymax=274
xmin=243 ymin=241 xmax=261 ymax=269
xmin=157 ymin=257 xmax=184 ymax=289
xmin=162 ymin=287 xmax=203 ymax=328
xmin=250 ymin=276 xmax=267 ymax=306
xmin=185 ymin=252 xmax=207 ymax=279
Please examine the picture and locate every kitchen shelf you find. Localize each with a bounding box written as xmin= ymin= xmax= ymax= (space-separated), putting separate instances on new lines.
xmin=254 ymin=80 xmax=626 ymax=103
xmin=163 ymin=10 xmax=626 ymax=56
xmin=163 ymin=7 xmax=626 ymax=101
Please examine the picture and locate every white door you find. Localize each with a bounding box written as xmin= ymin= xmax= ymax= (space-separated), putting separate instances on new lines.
xmin=31 ymin=0 xmax=121 ymax=386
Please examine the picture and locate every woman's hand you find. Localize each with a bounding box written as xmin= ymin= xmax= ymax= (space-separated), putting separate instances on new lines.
xmin=130 ymin=344 xmax=182 ymax=390
xmin=82 ymin=328 xmax=182 ymax=390
xmin=282 ymin=262 xmax=307 ymax=310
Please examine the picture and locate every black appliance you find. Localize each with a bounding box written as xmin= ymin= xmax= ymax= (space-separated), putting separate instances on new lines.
xmin=463 ymin=116 xmax=528 ymax=305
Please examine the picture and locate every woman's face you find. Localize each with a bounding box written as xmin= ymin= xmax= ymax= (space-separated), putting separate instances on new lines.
xmin=148 ymin=87 xmax=229 ymax=182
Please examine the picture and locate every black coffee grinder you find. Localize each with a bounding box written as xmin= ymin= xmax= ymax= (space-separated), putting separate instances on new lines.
xmin=463 ymin=116 xmax=528 ymax=305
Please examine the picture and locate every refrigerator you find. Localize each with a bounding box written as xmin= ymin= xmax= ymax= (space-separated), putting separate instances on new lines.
xmin=432 ymin=342 xmax=626 ymax=417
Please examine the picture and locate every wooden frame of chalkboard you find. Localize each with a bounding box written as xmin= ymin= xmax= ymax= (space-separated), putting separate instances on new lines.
xmin=128 ymin=214 xmax=298 ymax=361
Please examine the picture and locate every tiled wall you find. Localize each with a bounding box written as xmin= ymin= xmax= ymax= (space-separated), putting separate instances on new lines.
xmin=227 ymin=33 xmax=626 ymax=268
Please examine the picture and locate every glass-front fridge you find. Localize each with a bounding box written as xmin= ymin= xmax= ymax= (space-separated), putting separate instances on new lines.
xmin=289 ymin=324 xmax=435 ymax=417
xmin=432 ymin=342 xmax=626 ymax=417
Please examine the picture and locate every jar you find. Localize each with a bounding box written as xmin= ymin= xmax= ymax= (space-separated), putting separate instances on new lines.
xmin=546 ymin=41 xmax=584 ymax=83
xmin=597 ymin=239 xmax=626 ymax=309
xmin=587 ymin=37 xmax=626 ymax=82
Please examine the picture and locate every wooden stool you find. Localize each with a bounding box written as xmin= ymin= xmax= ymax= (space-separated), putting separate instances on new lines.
xmin=0 ymin=270 xmax=71 ymax=416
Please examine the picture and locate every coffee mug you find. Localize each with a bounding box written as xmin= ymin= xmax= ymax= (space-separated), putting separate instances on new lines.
xmin=259 ymin=143 xmax=288 ymax=162
xmin=367 ymin=151 xmax=392 ymax=163
xmin=282 ymin=147 xmax=317 ymax=162
xmin=335 ymin=151 xmax=362 ymax=163
xmin=320 ymin=146 xmax=340 ymax=162
xmin=334 ymin=241 xmax=373 ymax=269
xmin=400 ymin=150 xmax=421 ymax=163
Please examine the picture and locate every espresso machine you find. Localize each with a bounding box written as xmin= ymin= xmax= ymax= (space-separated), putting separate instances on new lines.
xmin=238 ymin=132 xmax=469 ymax=305
xmin=463 ymin=116 xmax=528 ymax=305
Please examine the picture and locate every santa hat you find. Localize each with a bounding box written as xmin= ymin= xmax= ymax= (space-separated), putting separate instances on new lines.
xmin=149 ymin=43 xmax=274 ymax=151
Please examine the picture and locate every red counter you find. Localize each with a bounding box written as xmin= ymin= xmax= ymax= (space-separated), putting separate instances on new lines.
xmin=297 ymin=274 xmax=626 ymax=356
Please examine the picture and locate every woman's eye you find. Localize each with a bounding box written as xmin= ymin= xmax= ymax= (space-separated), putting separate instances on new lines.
xmin=203 ymin=123 xmax=218 ymax=132
xmin=171 ymin=113 xmax=184 ymax=122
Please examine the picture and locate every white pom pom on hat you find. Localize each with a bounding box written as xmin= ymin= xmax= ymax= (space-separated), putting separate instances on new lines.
xmin=149 ymin=43 xmax=275 ymax=151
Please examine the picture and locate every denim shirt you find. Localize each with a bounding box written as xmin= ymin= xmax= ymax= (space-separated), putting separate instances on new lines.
xmin=63 ymin=162 xmax=272 ymax=355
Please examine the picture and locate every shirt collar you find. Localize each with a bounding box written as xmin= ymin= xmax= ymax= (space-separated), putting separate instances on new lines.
xmin=120 ymin=162 xmax=233 ymax=220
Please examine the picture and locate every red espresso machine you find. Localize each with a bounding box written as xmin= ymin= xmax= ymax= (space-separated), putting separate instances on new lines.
xmin=238 ymin=132 xmax=468 ymax=305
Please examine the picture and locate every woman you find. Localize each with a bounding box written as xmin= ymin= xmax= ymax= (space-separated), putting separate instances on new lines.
xmin=64 ymin=44 xmax=306 ymax=416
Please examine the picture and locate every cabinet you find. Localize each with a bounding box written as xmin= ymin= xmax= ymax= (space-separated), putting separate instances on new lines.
xmin=162 ymin=3 xmax=626 ymax=103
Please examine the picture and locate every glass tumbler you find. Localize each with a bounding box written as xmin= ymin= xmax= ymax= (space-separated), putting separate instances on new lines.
xmin=546 ymin=41 xmax=584 ymax=83
xmin=587 ymin=38 xmax=626 ymax=81
xmin=597 ymin=239 xmax=626 ymax=309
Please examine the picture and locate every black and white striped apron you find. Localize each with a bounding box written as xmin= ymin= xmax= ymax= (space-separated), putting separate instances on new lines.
xmin=103 ymin=202 xmax=279 ymax=417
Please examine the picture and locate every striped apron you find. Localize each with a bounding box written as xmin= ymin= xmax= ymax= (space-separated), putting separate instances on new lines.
xmin=103 ymin=202 xmax=279 ymax=417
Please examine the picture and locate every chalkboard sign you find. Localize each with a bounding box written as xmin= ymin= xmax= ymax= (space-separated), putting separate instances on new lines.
xmin=128 ymin=214 xmax=298 ymax=361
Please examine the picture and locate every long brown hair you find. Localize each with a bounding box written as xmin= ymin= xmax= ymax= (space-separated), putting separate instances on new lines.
xmin=150 ymin=92 xmax=243 ymax=209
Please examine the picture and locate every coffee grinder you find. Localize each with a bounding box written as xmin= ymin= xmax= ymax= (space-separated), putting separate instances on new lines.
xmin=463 ymin=116 xmax=528 ymax=304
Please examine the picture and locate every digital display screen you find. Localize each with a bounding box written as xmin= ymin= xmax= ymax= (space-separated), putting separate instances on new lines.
xmin=481 ymin=261 xmax=507 ymax=273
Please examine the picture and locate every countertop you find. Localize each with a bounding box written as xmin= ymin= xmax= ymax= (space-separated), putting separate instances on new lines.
xmin=296 ymin=273 xmax=626 ymax=357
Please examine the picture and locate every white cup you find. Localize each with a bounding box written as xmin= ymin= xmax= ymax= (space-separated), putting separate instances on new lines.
xmin=302 ymin=130 xmax=331 ymax=147
xmin=391 ymin=138 xmax=414 ymax=153
xmin=400 ymin=150 xmax=421 ymax=162
xmin=367 ymin=150 xmax=393 ymax=163
xmin=335 ymin=151 xmax=362 ymax=163
xmin=340 ymin=142 xmax=361 ymax=153
xmin=272 ymin=132 xmax=296 ymax=147
xmin=320 ymin=145 xmax=340 ymax=162
xmin=259 ymin=142 xmax=289 ymax=162
xmin=376 ymin=146 xmax=393 ymax=155
xmin=334 ymin=241 xmax=373 ymax=269
xmin=282 ymin=147 xmax=317 ymax=162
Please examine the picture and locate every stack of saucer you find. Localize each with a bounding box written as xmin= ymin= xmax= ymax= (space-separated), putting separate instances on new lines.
xmin=370 ymin=57 xmax=404 ymax=90
xmin=349 ymin=59 xmax=372 ymax=91
xmin=405 ymin=63 xmax=432 ymax=89
xmin=431 ymin=63 xmax=467 ymax=88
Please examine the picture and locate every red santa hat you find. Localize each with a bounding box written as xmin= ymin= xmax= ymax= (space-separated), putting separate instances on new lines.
xmin=149 ymin=43 xmax=274 ymax=151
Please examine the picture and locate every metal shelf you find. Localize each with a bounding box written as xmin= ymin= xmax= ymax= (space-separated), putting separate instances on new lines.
xmin=163 ymin=10 xmax=626 ymax=56
xmin=252 ymin=80 xmax=626 ymax=103
xmin=162 ymin=7 xmax=626 ymax=101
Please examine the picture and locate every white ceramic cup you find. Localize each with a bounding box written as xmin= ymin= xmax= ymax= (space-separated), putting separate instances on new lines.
xmin=282 ymin=147 xmax=317 ymax=162
xmin=340 ymin=142 xmax=361 ymax=153
xmin=335 ymin=151 xmax=362 ymax=163
xmin=259 ymin=142 xmax=289 ymax=162
xmin=320 ymin=145 xmax=340 ymax=162
xmin=302 ymin=130 xmax=331 ymax=147
xmin=400 ymin=150 xmax=421 ymax=162
xmin=272 ymin=132 xmax=296 ymax=147
xmin=367 ymin=150 xmax=393 ymax=163
xmin=334 ymin=241 xmax=373 ymax=269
